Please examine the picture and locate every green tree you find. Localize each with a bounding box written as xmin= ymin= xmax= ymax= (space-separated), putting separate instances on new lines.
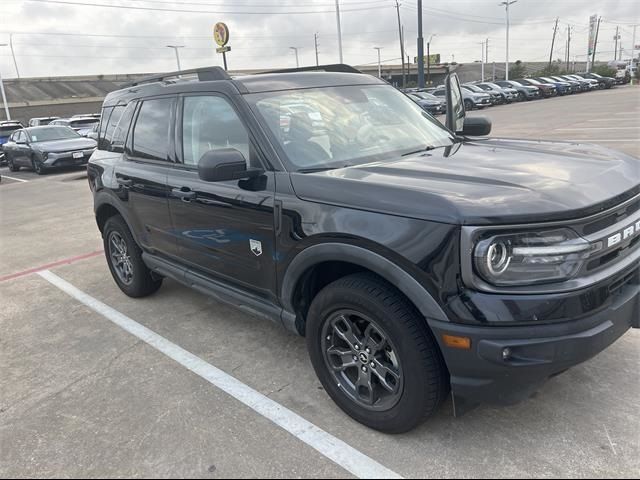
xmin=509 ymin=60 xmax=527 ymax=79
xmin=592 ymin=65 xmax=617 ymax=77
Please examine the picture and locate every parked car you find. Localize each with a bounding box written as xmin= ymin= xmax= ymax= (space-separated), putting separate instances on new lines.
xmin=548 ymin=75 xmax=583 ymax=93
xmin=50 ymin=117 xmax=100 ymax=137
xmin=0 ymin=121 xmax=24 ymax=165
xmin=475 ymin=82 xmax=518 ymax=103
xmin=433 ymin=85 xmax=492 ymax=110
xmin=576 ymin=72 xmax=615 ymax=89
xmin=72 ymin=113 xmax=102 ymax=119
xmin=561 ymin=75 xmax=598 ymax=90
xmin=88 ymin=65 xmax=640 ymax=433
xmin=408 ymin=92 xmax=446 ymax=115
xmin=495 ymin=80 xmax=541 ymax=101
xmin=28 ymin=117 xmax=59 ymax=127
xmin=513 ymin=78 xmax=557 ymax=98
xmin=3 ymin=125 xmax=96 ymax=174
xmin=534 ymin=77 xmax=572 ymax=95
xmin=462 ymin=84 xmax=501 ymax=105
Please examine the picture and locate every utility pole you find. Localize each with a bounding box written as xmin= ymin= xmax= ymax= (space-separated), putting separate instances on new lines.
xmin=614 ymin=26 xmax=620 ymax=61
xmin=500 ymin=0 xmax=517 ymax=80
xmin=9 ymin=34 xmax=20 ymax=79
xmin=335 ymin=0 xmax=343 ymax=63
xmin=549 ymin=17 xmax=559 ymax=70
xmin=492 ymin=61 xmax=496 ymax=81
xmin=426 ymin=34 xmax=435 ymax=86
xmin=486 ymin=38 xmax=489 ymax=67
xmin=591 ymin=16 xmax=601 ymax=67
xmin=395 ymin=0 xmax=406 ymax=88
xmin=166 ymin=45 xmax=184 ymax=71
xmin=374 ymin=47 xmax=383 ymax=78
xmin=314 ymin=33 xmax=319 ymax=66
xmin=290 ymin=47 xmax=300 ymax=68
xmin=566 ymin=25 xmax=572 ymax=71
xmin=417 ymin=0 xmax=425 ymax=88
xmin=0 ymin=45 xmax=11 ymax=120
xmin=480 ymin=40 xmax=485 ymax=81
xmin=631 ymin=25 xmax=637 ymax=73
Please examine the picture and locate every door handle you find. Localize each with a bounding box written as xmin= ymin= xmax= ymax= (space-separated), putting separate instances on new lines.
xmin=117 ymin=178 xmax=133 ymax=188
xmin=172 ymin=187 xmax=197 ymax=202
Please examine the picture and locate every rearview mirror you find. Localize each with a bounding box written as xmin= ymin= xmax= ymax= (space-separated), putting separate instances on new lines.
xmin=445 ymin=72 xmax=465 ymax=133
xmin=461 ymin=116 xmax=492 ymax=136
xmin=198 ymin=148 xmax=263 ymax=182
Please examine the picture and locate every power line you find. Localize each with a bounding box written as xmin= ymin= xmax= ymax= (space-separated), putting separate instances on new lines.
xmin=21 ymin=0 xmax=394 ymax=15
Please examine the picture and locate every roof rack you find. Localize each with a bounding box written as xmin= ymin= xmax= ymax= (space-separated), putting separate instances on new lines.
xmin=124 ymin=66 xmax=231 ymax=87
xmin=258 ymin=64 xmax=363 ymax=75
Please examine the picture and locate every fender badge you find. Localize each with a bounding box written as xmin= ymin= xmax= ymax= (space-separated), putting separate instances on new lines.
xmin=250 ymin=239 xmax=263 ymax=256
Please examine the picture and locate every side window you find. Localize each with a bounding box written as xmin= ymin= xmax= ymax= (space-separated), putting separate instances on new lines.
xmin=97 ymin=106 xmax=113 ymax=150
xmin=16 ymin=131 xmax=25 ymax=143
xmin=182 ymin=96 xmax=250 ymax=167
xmin=111 ymin=102 xmax=137 ymax=152
xmin=131 ymin=98 xmax=174 ymax=161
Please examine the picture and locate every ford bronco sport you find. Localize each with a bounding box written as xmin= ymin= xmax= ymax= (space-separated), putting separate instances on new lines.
xmin=88 ymin=65 xmax=640 ymax=433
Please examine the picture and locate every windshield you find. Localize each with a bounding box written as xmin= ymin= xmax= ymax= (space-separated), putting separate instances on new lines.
xmin=247 ymin=85 xmax=455 ymax=172
xmin=464 ymin=84 xmax=484 ymax=93
xmin=28 ymin=126 xmax=80 ymax=142
xmin=416 ymin=92 xmax=439 ymax=101
xmin=524 ymin=79 xmax=541 ymax=85
xmin=0 ymin=126 xmax=21 ymax=136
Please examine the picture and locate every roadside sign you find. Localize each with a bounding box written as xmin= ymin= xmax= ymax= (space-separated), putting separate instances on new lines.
xmin=214 ymin=22 xmax=229 ymax=47
xmin=216 ymin=46 xmax=231 ymax=53
xmin=414 ymin=54 xmax=441 ymax=64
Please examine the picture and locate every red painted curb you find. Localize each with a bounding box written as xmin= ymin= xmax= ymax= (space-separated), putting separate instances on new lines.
xmin=0 ymin=250 xmax=104 ymax=283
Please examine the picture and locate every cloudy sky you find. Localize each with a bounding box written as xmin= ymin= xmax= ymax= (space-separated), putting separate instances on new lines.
xmin=0 ymin=0 xmax=638 ymax=78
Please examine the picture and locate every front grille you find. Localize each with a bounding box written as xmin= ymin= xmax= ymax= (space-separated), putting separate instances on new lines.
xmin=583 ymin=198 xmax=640 ymax=235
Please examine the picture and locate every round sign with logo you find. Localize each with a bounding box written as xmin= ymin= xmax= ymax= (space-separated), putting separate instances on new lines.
xmin=214 ymin=22 xmax=229 ymax=47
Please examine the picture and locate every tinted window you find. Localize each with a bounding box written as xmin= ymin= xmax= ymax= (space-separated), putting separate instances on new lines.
xmin=182 ymin=96 xmax=250 ymax=166
xmin=132 ymin=98 xmax=173 ymax=161
xmin=112 ymin=102 xmax=136 ymax=151
xmin=98 ymin=105 xmax=127 ymax=150
xmin=29 ymin=127 xmax=79 ymax=142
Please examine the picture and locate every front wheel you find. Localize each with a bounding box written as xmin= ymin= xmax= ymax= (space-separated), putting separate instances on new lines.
xmin=518 ymin=91 xmax=526 ymax=101
xmin=464 ymin=99 xmax=474 ymax=111
xmin=32 ymin=158 xmax=45 ymax=175
xmin=103 ymin=215 xmax=163 ymax=298
xmin=8 ymin=158 xmax=19 ymax=172
xmin=306 ymin=273 xmax=449 ymax=434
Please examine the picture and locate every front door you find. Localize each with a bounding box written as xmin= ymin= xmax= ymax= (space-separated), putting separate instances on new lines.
xmin=167 ymin=94 xmax=277 ymax=300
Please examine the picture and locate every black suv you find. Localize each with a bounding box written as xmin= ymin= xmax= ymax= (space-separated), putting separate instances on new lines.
xmin=88 ymin=65 xmax=640 ymax=433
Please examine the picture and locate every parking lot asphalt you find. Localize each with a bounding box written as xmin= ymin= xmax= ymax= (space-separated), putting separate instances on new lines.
xmin=1 ymin=86 xmax=639 ymax=479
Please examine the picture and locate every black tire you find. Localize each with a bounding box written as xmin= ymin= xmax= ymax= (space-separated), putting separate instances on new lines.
xmin=463 ymin=99 xmax=474 ymax=111
xmin=8 ymin=158 xmax=19 ymax=172
xmin=32 ymin=158 xmax=45 ymax=175
xmin=518 ymin=91 xmax=526 ymax=101
xmin=306 ymin=273 xmax=449 ymax=434
xmin=103 ymin=215 xmax=162 ymax=298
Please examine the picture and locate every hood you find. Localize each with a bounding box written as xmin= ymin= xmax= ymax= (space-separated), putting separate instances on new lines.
xmin=290 ymin=138 xmax=640 ymax=225
xmin=32 ymin=137 xmax=97 ymax=153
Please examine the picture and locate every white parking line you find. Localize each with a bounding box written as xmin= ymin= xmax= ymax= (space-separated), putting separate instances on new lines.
xmin=36 ymin=269 xmax=403 ymax=480
xmin=556 ymin=126 xmax=640 ymax=131
xmin=1 ymin=175 xmax=29 ymax=183
xmin=564 ymin=139 xmax=640 ymax=143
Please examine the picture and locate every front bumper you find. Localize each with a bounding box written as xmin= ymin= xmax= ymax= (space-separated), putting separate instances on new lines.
xmin=429 ymin=268 xmax=639 ymax=406
xmin=42 ymin=148 xmax=95 ymax=168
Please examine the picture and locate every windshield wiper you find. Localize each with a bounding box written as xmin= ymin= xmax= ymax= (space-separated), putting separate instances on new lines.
xmin=298 ymin=164 xmax=353 ymax=173
xmin=401 ymin=145 xmax=441 ymax=157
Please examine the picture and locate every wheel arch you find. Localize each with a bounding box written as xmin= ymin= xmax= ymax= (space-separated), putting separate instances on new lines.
xmin=94 ymin=194 xmax=138 ymax=244
xmin=280 ymin=243 xmax=449 ymax=335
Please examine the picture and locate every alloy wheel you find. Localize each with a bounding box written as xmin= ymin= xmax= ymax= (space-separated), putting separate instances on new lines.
xmin=108 ymin=231 xmax=134 ymax=285
xmin=321 ymin=310 xmax=403 ymax=411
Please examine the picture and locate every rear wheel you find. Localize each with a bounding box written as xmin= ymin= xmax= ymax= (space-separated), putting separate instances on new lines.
xmin=306 ymin=273 xmax=449 ymax=434
xmin=103 ymin=215 xmax=162 ymax=298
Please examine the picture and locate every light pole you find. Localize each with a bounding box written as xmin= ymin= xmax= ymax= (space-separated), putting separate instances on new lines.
xmin=9 ymin=34 xmax=19 ymax=79
xmin=480 ymin=40 xmax=486 ymax=81
xmin=0 ymin=44 xmax=10 ymax=120
xmin=417 ymin=0 xmax=425 ymax=88
xmin=335 ymin=0 xmax=343 ymax=63
xmin=500 ymin=0 xmax=517 ymax=80
xmin=373 ymin=47 xmax=383 ymax=77
xmin=166 ymin=45 xmax=184 ymax=71
xmin=426 ymin=34 xmax=436 ymax=85
xmin=290 ymin=47 xmax=300 ymax=68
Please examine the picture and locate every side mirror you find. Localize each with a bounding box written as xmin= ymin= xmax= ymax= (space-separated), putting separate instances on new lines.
xmin=461 ymin=116 xmax=492 ymax=136
xmin=445 ymin=72 xmax=466 ymax=133
xmin=198 ymin=148 xmax=263 ymax=182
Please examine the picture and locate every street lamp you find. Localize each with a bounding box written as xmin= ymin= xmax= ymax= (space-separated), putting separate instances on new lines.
xmin=426 ymin=34 xmax=436 ymax=85
xmin=0 ymin=43 xmax=11 ymax=121
xmin=166 ymin=45 xmax=184 ymax=71
xmin=290 ymin=47 xmax=300 ymax=68
xmin=500 ymin=0 xmax=517 ymax=80
xmin=373 ymin=47 xmax=383 ymax=78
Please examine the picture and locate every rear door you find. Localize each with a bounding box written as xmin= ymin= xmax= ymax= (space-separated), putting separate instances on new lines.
xmin=14 ymin=131 xmax=32 ymax=166
xmin=115 ymin=96 xmax=179 ymax=259
xmin=167 ymin=93 xmax=277 ymax=299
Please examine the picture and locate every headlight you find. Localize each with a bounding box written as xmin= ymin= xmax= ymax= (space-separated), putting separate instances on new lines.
xmin=473 ymin=228 xmax=598 ymax=286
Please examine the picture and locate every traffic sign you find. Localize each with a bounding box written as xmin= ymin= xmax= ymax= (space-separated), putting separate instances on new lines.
xmin=214 ymin=22 xmax=229 ymax=47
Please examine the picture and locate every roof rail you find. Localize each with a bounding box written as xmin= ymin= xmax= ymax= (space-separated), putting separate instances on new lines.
xmin=124 ymin=66 xmax=231 ymax=87
xmin=258 ymin=64 xmax=363 ymax=75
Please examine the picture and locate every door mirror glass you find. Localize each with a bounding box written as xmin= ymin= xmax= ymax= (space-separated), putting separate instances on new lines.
xmin=445 ymin=72 xmax=465 ymax=133
xmin=198 ymin=148 xmax=262 ymax=182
